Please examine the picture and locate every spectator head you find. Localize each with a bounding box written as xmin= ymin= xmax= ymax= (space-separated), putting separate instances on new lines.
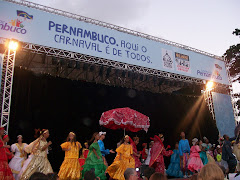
xmin=124 ymin=168 xmax=138 ymax=180
xmin=84 ymin=169 xmax=99 ymax=180
xmin=47 ymin=173 xmax=59 ymax=180
xmin=189 ymin=174 xmax=198 ymax=180
xmin=143 ymin=167 xmax=155 ymax=180
xmin=198 ymin=162 xmax=225 ymax=180
xmin=29 ymin=172 xmax=49 ymax=180
xmin=149 ymin=173 xmax=168 ymax=180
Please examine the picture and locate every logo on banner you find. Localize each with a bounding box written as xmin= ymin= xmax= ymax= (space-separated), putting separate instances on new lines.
xmin=161 ymin=49 xmax=174 ymax=70
xmin=175 ymin=52 xmax=190 ymax=73
xmin=0 ymin=10 xmax=33 ymax=34
xmin=197 ymin=63 xmax=222 ymax=81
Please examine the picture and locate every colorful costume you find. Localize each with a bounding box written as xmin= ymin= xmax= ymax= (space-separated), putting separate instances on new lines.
xmin=179 ymin=139 xmax=190 ymax=173
xmin=19 ymin=138 xmax=53 ymax=180
xmin=188 ymin=145 xmax=203 ymax=172
xmin=166 ymin=149 xmax=183 ymax=178
xmin=149 ymin=135 xmax=173 ymax=174
xmin=98 ymin=139 xmax=110 ymax=166
xmin=129 ymin=137 xmax=141 ymax=169
xmin=79 ymin=148 xmax=89 ymax=170
xmin=200 ymin=144 xmax=208 ymax=165
xmin=107 ymin=143 xmax=135 ymax=180
xmin=82 ymin=142 xmax=107 ymax=180
xmin=58 ymin=141 xmax=82 ymax=180
xmin=0 ymin=139 xmax=14 ymax=180
xmin=9 ymin=143 xmax=28 ymax=180
xmin=144 ymin=147 xmax=152 ymax=165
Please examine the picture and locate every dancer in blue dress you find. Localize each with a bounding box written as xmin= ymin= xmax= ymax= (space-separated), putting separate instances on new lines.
xmin=166 ymin=142 xmax=183 ymax=178
xmin=98 ymin=131 xmax=115 ymax=166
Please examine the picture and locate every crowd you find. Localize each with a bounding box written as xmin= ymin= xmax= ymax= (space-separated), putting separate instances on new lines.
xmin=1 ymin=126 xmax=240 ymax=180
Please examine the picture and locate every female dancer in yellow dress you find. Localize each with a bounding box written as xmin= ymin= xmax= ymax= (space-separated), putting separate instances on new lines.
xmin=106 ymin=135 xmax=135 ymax=180
xmin=19 ymin=129 xmax=53 ymax=180
xmin=58 ymin=132 xmax=82 ymax=180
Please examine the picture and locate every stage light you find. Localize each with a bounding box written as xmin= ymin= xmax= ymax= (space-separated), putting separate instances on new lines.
xmin=8 ymin=40 xmax=18 ymax=51
xmin=206 ymin=81 xmax=214 ymax=91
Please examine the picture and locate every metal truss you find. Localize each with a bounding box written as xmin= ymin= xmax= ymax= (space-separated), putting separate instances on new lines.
xmin=204 ymin=91 xmax=215 ymax=121
xmin=5 ymin=0 xmax=223 ymax=61
xmin=19 ymin=41 xmax=230 ymax=91
xmin=0 ymin=48 xmax=16 ymax=134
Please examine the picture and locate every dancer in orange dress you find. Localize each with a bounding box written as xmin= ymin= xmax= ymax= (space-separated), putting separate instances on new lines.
xmin=107 ymin=135 xmax=135 ymax=180
xmin=58 ymin=132 xmax=82 ymax=180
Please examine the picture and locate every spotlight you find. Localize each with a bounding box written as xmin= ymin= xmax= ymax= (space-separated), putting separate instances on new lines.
xmin=8 ymin=40 xmax=18 ymax=51
xmin=206 ymin=81 xmax=214 ymax=91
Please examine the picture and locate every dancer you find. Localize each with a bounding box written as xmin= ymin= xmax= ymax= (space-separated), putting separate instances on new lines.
xmin=233 ymin=131 xmax=240 ymax=171
xmin=199 ymin=142 xmax=208 ymax=165
xmin=178 ymin=131 xmax=190 ymax=178
xmin=58 ymin=132 xmax=82 ymax=180
xmin=98 ymin=131 xmax=115 ymax=166
xmin=0 ymin=127 xmax=14 ymax=180
xmin=222 ymin=134 xmax=237 ymax=173
xmin=149 ymin=133 xmax=173 ymax=174
xmin=129 ymin=136 xmax=141 ymax=173
xmin=3 ymin=135 xmax=13 ymax=160
xmin=82 ymin=132 xmax=107 ymax=180
xmin=9 ymin=135 xmax=28 ymax=180
xmin=79 ymin=142 xmax=89 ymax=170
xmin=187 ymin=138 xmax=203 ymax=173
xmin=107 ymin=135 xmax=135 ymax=180
xmin=19 ymin=129 xmax=53 ymax=180
xmin=166 ymin=142 xmax=183 ymax=178
xmin=141 ymin=143 xmax=148 ymax=163
xmin=145 ymin=141 xmax=154 ymax=166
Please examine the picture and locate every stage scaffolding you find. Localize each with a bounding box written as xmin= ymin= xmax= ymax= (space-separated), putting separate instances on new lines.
xmin=0 ymin=0 xmax=236 ymax=133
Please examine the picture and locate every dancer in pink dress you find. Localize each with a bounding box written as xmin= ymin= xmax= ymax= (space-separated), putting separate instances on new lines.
xmin=188 ymin=138 xmax=204 ymax=173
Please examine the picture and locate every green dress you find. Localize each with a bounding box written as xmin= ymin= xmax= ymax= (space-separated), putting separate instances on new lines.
xmin=82 ymin=142 xmax=107 ymax=180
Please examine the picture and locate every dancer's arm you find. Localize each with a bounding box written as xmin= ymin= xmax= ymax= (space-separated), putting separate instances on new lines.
xmin=41 ymin=141 xmax=52 ymax=151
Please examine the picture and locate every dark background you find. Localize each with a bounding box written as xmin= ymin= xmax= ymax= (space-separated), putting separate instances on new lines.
xmin=8 ymin=67 xmax=219 ymax=172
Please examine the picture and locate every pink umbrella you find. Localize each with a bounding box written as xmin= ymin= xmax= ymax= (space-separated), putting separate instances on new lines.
xmin=99 ymin=107 xmax=150 ymax=134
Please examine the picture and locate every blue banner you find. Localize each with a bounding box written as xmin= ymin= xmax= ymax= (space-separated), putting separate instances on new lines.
xmin=0 ymin=0 xmax=229 ymax=85
xmin=212 ymin=92 xmax=235 ymax=137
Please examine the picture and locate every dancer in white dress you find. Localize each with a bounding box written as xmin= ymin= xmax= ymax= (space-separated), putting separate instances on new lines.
xmin=9 ymin=135 xmax=28 ymax=180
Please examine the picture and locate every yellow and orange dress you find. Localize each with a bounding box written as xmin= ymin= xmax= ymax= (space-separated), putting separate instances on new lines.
xmin=106 ymin=143 xmax=135 ymax=180
xmin=58 ymin=141 xmax=82 ymax=180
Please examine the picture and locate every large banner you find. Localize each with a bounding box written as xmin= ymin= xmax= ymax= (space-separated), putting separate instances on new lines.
xmin=212 ymin=92 xmax=235 ymax=137
xmin=0 ymin=0 xmax=229 ymax=85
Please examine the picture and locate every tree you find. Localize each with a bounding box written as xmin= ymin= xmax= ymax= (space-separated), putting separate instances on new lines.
xmin=224 ymin=28 xmax=240 ymax=115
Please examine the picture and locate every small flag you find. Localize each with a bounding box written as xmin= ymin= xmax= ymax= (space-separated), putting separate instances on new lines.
xmin=17 ymin=10 xmax=33 ymax=20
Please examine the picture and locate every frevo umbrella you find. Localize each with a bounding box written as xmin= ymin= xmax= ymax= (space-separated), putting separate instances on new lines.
xmin=99 ymin=107 xmax=150 ymax=134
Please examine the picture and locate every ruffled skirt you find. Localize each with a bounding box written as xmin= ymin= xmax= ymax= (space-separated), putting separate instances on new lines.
xmin=188 ymin=156 xmax=203 ymax=172
xmin=0 ymin=160 xmax=14 ymax=180
xmin=107 ymin=158 xmax=135 ymax=180
xmin=58 ymin=158 xmax=81 ymax=180
xmin=19 ymin=155 xmax=53 ymax=180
